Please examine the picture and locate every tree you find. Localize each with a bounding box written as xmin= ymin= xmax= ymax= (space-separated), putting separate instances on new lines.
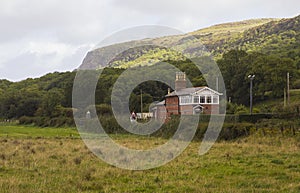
xmin=249 ymin=54 xmax=296 ymax=98
xmin=37 ymin=89 xmax=63 ymax=117
xmin=217 ymin=50 xmax=249 ymax=104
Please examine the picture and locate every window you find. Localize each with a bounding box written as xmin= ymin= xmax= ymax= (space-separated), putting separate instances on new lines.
xmin=193 ymin=96 xmax=199 ymax=104
xmin=213 ymin=96 xmax=219 ymax=104
xmin=207 ymin=96 xmax=212 ymax=103
xmin=200 ymin=96 xmax=205 ymax=104
xmin=180 ymin=96 xmax=192 ymax=104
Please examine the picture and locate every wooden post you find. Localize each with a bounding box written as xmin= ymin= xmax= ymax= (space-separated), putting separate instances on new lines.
xmin=284 ymin=88 xmax=286 ymax=107
xmin=140 ymin=89 xmax=143 ymax=118
xmin=216 ymin=76 xmax=219 ymax=92
xmin=287 ymin=72 xmax=290 ymax=106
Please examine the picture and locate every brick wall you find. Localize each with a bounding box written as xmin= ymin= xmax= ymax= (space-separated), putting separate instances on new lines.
xmin=202 ymin=104 xmax=219 ymax=114
xmin=165 ymin=96 xmax=179 ymax=117
xmin=156 ymin=105 xmax=166 ymax=120
xmin=180 ymin=105 xmax=193 ymax=115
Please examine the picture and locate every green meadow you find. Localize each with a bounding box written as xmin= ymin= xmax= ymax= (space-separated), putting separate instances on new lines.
xmin=0 ymin=123 xmax=79 ymax=138
xmin=0 ymin=124 xmax=300 ymax=192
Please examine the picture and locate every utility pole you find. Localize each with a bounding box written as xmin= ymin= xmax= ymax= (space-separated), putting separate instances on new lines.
xmin=287 ymin=72 xmax=290 ymax=106
xmin=284 ymin=88 xmax=287 ymax=107
xmin=140 ymin=89 xmax=143 ymax=116
xmin=216 ymin=76 xmax=219 ymax=92
xmin=248 ymin=75 xmax=255 ymax=115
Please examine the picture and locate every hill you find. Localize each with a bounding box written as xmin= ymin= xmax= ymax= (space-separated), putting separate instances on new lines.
xmin=222 ymin=15 xmax=300 ymax=57
xmin=79 ymin=16 xmax=300 ymax=69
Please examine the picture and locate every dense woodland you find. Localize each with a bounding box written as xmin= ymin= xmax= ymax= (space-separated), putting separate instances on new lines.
xmin=0 ymin=49 xmax=299 ymax=127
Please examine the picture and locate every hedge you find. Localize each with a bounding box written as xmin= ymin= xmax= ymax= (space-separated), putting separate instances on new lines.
xmin=19 ymin=116 xmax=75 ymax=127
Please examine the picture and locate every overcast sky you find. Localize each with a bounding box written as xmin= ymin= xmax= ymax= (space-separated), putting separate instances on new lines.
xmin=0 ymin=0 xmax=299 ymax=81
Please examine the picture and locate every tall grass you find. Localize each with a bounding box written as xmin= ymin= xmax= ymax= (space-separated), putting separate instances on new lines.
xmin=0 ymin=125 xmax=300 ymax=192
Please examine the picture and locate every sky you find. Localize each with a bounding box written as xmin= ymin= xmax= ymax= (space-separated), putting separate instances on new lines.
xmin=0 ymin=0 xmax=300 ymax=81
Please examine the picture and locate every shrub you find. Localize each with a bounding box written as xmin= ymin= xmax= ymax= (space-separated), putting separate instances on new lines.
xmin=273 ymin=102 xmax=300 ymax=119
xmin=19 ymin=116 xmax=34 ymax=125
xmin=292 ymin=79 xmax=300 ymax=89
xmin=238 ymin=114 xmax=273 ymax=123
xmin=151 ymin=115 xmax=253 ymax=141
xmin=218 ymin=123 xmax=253 ymax=140
xmin=19 ymin=116 xmax=75 ymax=127
xmin=227 ymin=103 xmax=248 ymax=114
xmin=96 ymin=104 xmax=113 ymax=116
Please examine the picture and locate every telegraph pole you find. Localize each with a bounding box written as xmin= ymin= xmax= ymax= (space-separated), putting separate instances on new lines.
xmin=284 ymin=88 xmax=287 ymax=107
xmin=140 ymin=89 xmax=143 ymax=115
xmin=216 ymin=76 xmax=219 ymax=92
xmin=248 ymin=75 xmax=255 ymax=115
xmin=287 ymin=72 xmax=290 ymax=106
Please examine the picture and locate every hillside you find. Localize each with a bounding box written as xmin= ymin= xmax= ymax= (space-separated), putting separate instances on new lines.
xmin=220 ymin=15 xmax=300 ymax=57
xmin=79 ymin=16 xmax=300 ymax=69
xmin=189 ymin=18 xmax=279 ymax=55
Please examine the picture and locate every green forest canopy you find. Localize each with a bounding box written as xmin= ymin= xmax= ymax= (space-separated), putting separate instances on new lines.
xmin=0 ymin=50 xmax=299 ymax=121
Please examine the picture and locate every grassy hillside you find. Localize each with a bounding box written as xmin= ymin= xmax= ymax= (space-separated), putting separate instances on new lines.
xmin=226 ymin=15 xmax=300 ymax=57
xmin=79 ymin=15 xmax=300 ymax=69
xmin=254 ymin=89 xmax=300 ymax=112
xmin=192 ymin=18 xmax=278 ymax=35
xmin=190 ymin=18 xmax=280 ymax=56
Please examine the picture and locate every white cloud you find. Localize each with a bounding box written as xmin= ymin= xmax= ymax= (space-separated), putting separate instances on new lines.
xmin=0 ymin=38 xmax=93 ymax=81
xmin=24 ymin=42 xmax=73 ymax=56
xmin=0 ymin=0 xmax=299 ymax=81
xmin=112 ymin=0 xmax=300 ymax=31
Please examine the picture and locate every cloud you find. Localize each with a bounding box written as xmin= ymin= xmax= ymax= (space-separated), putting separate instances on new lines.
xmin=111 ymin=0 xmax=300 ymax=30
xmin=0 ymin=0 xmax=107 ymax=43
xmin=0 ymin=39 xmax=93 ymax=81
xmin=0 ymin=0 xmax=299 ymax=81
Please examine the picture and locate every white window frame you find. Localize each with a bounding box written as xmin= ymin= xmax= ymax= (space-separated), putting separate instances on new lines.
xmin=193 ymin=96 xmax=199 ymax=104
xmin=179 ymin=95 xmax=192 ymax=105
xmin=200 ymin=95 xmax=205 ymax=104
xmin=213 ymin=95 xmax=219 ymax=104
xmin=180 ymin=94 xmax=219 ymax=105
xmin=206 ymin=95 xmax=212 ymax=104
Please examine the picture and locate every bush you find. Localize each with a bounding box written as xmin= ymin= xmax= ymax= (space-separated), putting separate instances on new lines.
xmin=19 ymin=116 xmax=75 ymax=127
xmin=238 ymin=114 xmax=273 ymax=123
xmin=218 ymin=123 xmax=253 ymax=140
xmin=273 ymin=102 xmax=300 ymax=119
xmin=226 ymin=103 xmax=248 ymax=114
xmin=96 ymin=104 xmax=113 ymax=116
xmin=255 ymin=119 xmax=300 ymax=136
xmin=199 ymin=114 xmax=239 ymax=123
xmin=151 ymin=115 xmax=253 ymax=141
xmin=292 ymin=79 xmax=300 ymax=89
xmin=99 ymin=116 xmax=124 ymax=134
xmin=19 ymin=116 xmax=34 ymax=125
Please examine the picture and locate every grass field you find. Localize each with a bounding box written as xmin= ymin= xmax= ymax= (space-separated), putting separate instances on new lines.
xmin=0 ymin=124 xmax=300 ymax=192
xmin=0 ymin=123 xmax=79 ymax=138
xmin=254 ymin=89 xmax=300 ymax=112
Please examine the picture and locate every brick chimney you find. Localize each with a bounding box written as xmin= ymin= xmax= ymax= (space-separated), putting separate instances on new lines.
xmin=175 ymin=72 xmax=186 ymax=91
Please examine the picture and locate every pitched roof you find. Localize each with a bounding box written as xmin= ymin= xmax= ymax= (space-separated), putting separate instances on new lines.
xmin=150 ymin=100 xmax=165 ymax=109
xmin=166 ymin=86 xmax=222 ymax=97
xmin=155 ymin=100 xmax=165 ymax=106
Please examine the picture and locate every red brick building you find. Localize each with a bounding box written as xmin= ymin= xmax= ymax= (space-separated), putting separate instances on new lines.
xmin=153 ymin=72 xmax=222 ymax=120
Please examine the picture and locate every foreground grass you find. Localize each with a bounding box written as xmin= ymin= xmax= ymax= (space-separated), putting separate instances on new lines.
xmin=0 ymin=125 xmax=300 ymax=192
xmin=0 ymin=123 xmax=79 ymax=138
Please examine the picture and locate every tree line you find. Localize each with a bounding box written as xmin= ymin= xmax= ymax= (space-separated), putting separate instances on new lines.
xmin=0 ymin=49 xmax=299 ymax=126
